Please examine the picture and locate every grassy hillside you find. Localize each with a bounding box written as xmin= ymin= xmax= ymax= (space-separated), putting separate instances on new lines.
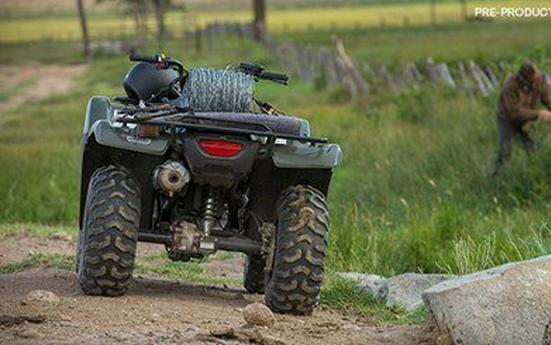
xmin=1 ymin=33 xmax=551 ymax=277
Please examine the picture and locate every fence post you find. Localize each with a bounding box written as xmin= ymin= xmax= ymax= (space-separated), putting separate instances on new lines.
xmin=458 ymin=62 xmax=474 ymax=98
xmin=332 ymin=36 xmax=368 ymax=102
xmin=195 ymin=28 xmax=202 ymax=53
xmin=437 ymin=63 xmax=456 ymax=88
xmin=468 ymin=60 xmax=490 ymax=97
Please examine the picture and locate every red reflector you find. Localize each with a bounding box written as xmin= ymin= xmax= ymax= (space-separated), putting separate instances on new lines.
xmin=198 ymin=139 xmax=243 ymax=157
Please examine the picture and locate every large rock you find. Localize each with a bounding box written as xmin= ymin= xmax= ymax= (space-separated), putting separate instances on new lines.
xmin=384 ymin=273 xmax=451 ymax=311
xmin=422 ymin=255 xmax=551 ymax=345
xmin=339 ymin=272 xmax=451 ymax=311
xmin=338 ymin=272 xmax=386 ymax=298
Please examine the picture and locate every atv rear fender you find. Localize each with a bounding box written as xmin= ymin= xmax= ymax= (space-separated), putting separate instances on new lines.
xmin=83 ymin=96 xmax=170 ymax=155
xmin=80 ymin=96 xmax=166 ymax=232
xmin=82 ymin=96 xmax=342 ymax=169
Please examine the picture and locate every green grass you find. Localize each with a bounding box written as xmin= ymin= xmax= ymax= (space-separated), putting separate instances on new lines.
xmin=0 ymin=223 xmax=73 ymax=240
xmin=135 ymin=260 xmax=239 ymax=286
xmin=321 ymin=273 xmax=426 ymax=325
xmin=255 ymin=47 xmax=551 ymax=276
xmin=0 ymin=252 xmax=237 ymax=286
xmin=0 ymin=41 xmax=85 ymax=65
xmin=0 ymin=253 xmax=74 ymax=274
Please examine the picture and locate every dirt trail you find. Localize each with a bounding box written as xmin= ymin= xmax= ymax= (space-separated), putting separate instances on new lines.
xmin=0 ymin=233 xmax=245 ymax=282
xmin=0 ymin=234 xmax=437 ymax=345
xmin=0 ymin=62 xmax=435 ymax=344
xmin=0 ymin=63 xmax=86 ymax=114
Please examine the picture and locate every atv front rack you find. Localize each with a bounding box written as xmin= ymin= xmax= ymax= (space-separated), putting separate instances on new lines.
xmin=118 ymin=113 xmax=329 ymax=145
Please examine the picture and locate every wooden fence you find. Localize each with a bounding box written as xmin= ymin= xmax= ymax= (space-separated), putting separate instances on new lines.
xmin=264 ymin=36 xmax=504 ymax=103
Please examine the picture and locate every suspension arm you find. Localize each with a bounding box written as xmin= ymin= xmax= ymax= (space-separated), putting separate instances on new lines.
xmin=137 ymin=232 xmax=262 ymax=254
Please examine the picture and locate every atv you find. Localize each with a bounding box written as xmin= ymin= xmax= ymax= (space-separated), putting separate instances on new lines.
xmin=77 ymin=53 xmax=342 ymax=315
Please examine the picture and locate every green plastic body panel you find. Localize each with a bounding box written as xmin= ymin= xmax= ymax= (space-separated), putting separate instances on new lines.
xmin=83 ymin=96 xmax=169 ymax=156
xmin=91 ymin=120 xmax=170 ymax=155
xmin=83 ymin=96 xmax=111 ymax=135
xmin=272 ymin=142 xmax=342 ymax=169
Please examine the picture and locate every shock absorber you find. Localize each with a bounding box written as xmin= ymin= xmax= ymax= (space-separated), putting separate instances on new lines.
xmin=201 ymin=186 xmax=219 ymax=236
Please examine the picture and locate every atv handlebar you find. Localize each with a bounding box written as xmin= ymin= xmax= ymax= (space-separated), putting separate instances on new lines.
xmin=237 ymin=62 xmax=289 ymax=85
xmin=259 ymin=71 xmax=289 ymax=85
xmin=129 ymin=53 xmax=161 ymax=64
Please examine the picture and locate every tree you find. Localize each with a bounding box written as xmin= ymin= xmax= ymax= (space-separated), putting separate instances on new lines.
xmin=430 ymin=0 xmax=436 ymax=25
xmin=76 ymin=0 xmax=91 ymax=59
xmin=460 ymin=0 xmax=468 ymax=21
xmin=252 ymin=0 xmax=266 ymax=41
xmin=99 ymin=0 xmax=149 ymax=45
xmin=152 ymin=0 xmax=170 ymax=41
xmin=129 ymin=0 xmax=149 ymax=44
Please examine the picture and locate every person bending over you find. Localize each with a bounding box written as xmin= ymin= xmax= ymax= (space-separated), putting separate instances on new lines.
xmin=493 ymin=62 xmax=551 ymax=176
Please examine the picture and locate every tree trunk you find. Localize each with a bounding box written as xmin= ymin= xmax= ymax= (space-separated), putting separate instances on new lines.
xmin=76 ymin=0 xmax=91 ymax=59
xmin=430 ymin=0 xmax=436 ymax=25
xmin=252 ymin=0 xmax=266 ymax=42
xmin=152 ymin=0 xmax=167 ymax=41
xmin=130 ymin=1 xmax=148 ymax=48
xmin=460 ymin=0 xmax=467 ymax=21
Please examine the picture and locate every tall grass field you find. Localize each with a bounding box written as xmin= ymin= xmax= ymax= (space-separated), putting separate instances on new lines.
xmin=0 ymin=0 xmax=548 ymax=42
xmin=1 ymin=19 xmax=551 ymax=278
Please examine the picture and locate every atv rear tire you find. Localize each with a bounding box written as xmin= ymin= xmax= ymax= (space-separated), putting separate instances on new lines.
xmin=265 ymin=185 xmax=329 ymax=315
xmin=243 ymin=254 xmax=265 ymax=293
xmin=77 ymin=165 xmax=141 ymax=296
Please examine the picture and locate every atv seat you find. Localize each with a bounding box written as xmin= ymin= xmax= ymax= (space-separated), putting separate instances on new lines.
xmin=187 ymin=112 xmax=304 ymax=137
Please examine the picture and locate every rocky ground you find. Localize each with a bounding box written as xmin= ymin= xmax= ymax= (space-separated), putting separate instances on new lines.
xmin=0 ymin=234 xmax=438 ymax=345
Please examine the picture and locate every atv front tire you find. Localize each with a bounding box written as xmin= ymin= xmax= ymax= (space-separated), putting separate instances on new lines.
xmin=77 ymin=165 xmax=141 ymax=296
xmin=243 ymin=254 xmax=265 ymax=293
xmin=265 ymin=185 xmax=329 ymax=315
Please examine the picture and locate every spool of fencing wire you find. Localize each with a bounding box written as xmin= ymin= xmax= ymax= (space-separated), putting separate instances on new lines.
xmin=183 ymin=68 xmax=255 ymax=113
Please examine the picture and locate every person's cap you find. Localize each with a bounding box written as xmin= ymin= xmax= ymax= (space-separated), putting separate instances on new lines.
xmin=519 ymin=62 xmax=537 ymax=79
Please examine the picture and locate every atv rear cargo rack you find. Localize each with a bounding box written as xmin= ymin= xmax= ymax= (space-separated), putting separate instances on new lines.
xmin=118 ymin=113 xmax=329 ymax=144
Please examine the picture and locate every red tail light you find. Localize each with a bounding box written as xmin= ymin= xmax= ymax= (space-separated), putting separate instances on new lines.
xmin=198 ymin=139 xmax=243 ymax=157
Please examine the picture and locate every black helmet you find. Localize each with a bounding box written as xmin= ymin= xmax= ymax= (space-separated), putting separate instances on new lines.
xmin=123 ymin=62 xmax=179 ymax=101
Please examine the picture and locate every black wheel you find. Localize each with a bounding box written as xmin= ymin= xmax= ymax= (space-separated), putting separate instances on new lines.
xmin=265 ymin=185 xmax=329 ymax=315
xmin=243 ymin=254 xmax=265 ymax=293
xmin=76 ymin=229 xmax=83 ymax=273
xmin=77 ymin=165 xmax=141 ymax=296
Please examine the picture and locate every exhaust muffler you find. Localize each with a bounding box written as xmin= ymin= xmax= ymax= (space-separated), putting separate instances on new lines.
xmin=154 ymin=161 xmax=190 ymax=197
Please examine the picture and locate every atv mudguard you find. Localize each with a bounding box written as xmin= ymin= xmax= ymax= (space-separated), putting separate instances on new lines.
xmin=82 ymin=96 xmax=170 ymax=155
xmin=82 ymin=96 xmax=342 ymax=169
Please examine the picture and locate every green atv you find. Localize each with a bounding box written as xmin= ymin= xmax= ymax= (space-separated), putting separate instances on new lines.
xmin=76 ymin=53 xmax=342 ymax=315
